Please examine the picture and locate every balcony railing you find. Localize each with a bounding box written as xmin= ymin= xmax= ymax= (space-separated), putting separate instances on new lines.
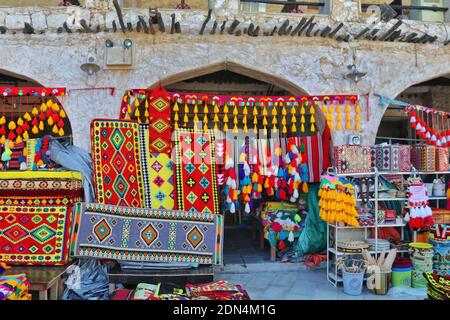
xmin=119 ymin=0 xmax=209 ymax=10
xmin=361 ymin=2 xmax=449 ymax=23
xmin=239 ymin=0 xmax=328 ymax=15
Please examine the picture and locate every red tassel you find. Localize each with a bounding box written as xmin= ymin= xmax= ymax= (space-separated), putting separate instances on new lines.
xmin=278 ymin=241 xmax=286 ymax=250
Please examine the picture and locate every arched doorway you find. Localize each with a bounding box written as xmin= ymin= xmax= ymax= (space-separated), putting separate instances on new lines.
xmin=376 ymin=74 xmax=450 ymax=144
xmin=0 ymin=70 xmax=72 ymax=170
xmin=143 ymin=62 xmax=329 ymax=264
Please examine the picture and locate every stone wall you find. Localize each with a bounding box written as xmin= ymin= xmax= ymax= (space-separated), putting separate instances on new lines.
xmin=0 ymin=1 xmax=448 ymax=151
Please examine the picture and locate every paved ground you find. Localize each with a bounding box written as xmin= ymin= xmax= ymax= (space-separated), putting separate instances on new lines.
xmin=215 ymin=267 xmax=427 ymax=300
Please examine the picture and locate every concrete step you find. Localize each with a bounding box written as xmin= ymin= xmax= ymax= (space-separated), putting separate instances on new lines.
xmin=215 ymin=262 xmax=326 ymax=274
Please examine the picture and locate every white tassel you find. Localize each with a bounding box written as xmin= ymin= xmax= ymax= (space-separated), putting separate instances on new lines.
xmin=290 ymin=196 xmax=296 ymax=203
xmin=288 ymin=231 xmax=294 ymax=242
xmin=293 ymin=189 xmax=299 ymax=199
xmin=416 ymin=122 xmax=422 ymax=131
xmin=426 ymin=131 xmax=431 ymax=139
xmin=245 ymin=202 xmax=250 ymax=213
xmin=231 ymin=180 xmax=237 ymax=190
xmin=424 ymin=206 xmax=432 ymax=217
xmin=243 ymin=161 xmax=251 ymax=175
xmin=230 ymin=202 xmax=236 ymax=214
xmin=225 ymin=157 xmax=234 ymax=169
xmin=20 ymin=162 xmax=27 ymax=171
xmin=437 ymin=139 xmax=442 ymax=147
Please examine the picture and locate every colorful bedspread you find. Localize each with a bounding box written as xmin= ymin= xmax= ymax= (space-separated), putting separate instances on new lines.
xmin=173 ymin=129 xmax=219 ymax=214
xmin=0 ymin=171 xmax=83 ymax=265
xmin=70 ymin=203 xmax=223 ymax=264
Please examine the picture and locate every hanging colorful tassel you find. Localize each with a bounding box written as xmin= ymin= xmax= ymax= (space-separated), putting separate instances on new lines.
xmin=233 ymin=104 xmax=238 ymax=133
xmin=345 ymin=102 xmax=351 ymax=130
xmin=271 ymin=102 xmax=278 ymax=132
xmin=291 ymin=103 xmax=297 ymax=133
xmin=213 ymin=101 xmax=219 ymax=131
xmin=336 ymin=103 xmax=342 ymax=131
xmin=310 ymin=102 xmax=316 ymax=132
xmin=355 ymin=100 xmax=361 ymax=132
xmin=253 ymin=103 xmax=258 ymax=134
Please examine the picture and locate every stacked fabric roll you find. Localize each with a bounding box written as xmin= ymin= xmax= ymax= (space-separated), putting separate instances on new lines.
xmin=409 ymin=242 xmax=434 ymax=288
xmin=0 ymin=273 xmax=32 ymax=300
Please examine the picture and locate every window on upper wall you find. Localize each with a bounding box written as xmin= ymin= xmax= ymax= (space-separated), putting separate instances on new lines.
xmin=239 ymin=0 xmax=330 ymax=15
xmin=360 ymin=0 xmax=449 ymax=23
xmin=119 ymin=0 xmax=209 ymax=10
xmin=0 ymin=0 xmax=83 ymax=6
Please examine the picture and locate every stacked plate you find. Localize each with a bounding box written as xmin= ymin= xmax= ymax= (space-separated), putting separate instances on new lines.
xmin=366 ymin=238 xmax=390 ymax=251
xmin=337 ymin=240 xmax=369 ymax=253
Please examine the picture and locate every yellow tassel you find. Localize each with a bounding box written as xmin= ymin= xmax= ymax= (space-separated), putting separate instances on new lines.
xmin=8 ymin=140 xmax=14 ymax=149
xmin=16 ymin=135 xmax=22 ymax=144
xmin=302 ymin=182 xmax=308 ymax=193
xmin=272 ymin=123 xmax=277 ymax=132
xmin=233 ymin=105 xmax=238 ymax=116
xmin=48 ymin=117 xmax=54 ymax=126
xmin=311 ymin=123 xmax=315 ymax=132
xmin=203 ymin=114 xmax=208 ymax=124
xmin=272 ymin=115 xmax=277 ymax=125
xmin=174 ymin=122 xmax=179 ymax=130
xmin=0 ymin=135 xmax=5 ymax=145
xmin=52 ymin=102 xmax=60 ymax=112
xmin=134 ymin=98 xmax=140 ymax=107
xmin=244 ymin=124 xmax=248 ymax=133
xmin=124 ymin=113 xmax=131 ymax=121
xmin=223 ymin=114 xmax=229 ymax=123
xmin=328 ymin=103 xmax=333 ymax=115
xmin=272 ymin=104 xmax=277 ymax=116
xmin=355 ymin=101 xmax=361 ymax=113
xmin=58 ymin=127 xmax=64 ymax=136
xmin=52 ymin=125 xmax=58 ymax=134
xmin=355 ymin=122 xmax=361 ymax=132
xmin=233 ymin=123 xmax=238 ymax=133
xmin=224 ymin=123 xmax=228 ymax=132
xmin=292 ymin=123 xmax=297 ymax=133
xmin=204 ymin=123 xmax=209 ymax=132
xmin=346 ymin=120 xmax=351 ymax=130
xmin=214 ymin=102 xmax=219 ymax=114
xmin=291 ymin=115 xmax=297 ymax=123
xmin=184 ymin=103 xmax=189 ymax=113
xmin=310 ymin=114 xmax=315 ymax=123
xmin=174 ymin=112 xmax=179 ymax=121
xmin=242 ymin=116 xmax=247 ymax=124
xmin=194 ymin=104 xmax=198 ymax=114
xmin=262 ymin=106 xmax=268 ymax=116
xmin=31 ymin=106 xmax=39 ymax=116
xmin=223 ymin=105 xmax=229 ymax=114
xmin=23 ymin=112 xmax=31 ymax=121
xmin=8 ymin=121 xmax=16 ymax=130
xmin=183 ymin=114 xmax=189 ymax=124
xmin=193 ymin=114 xmax=199 ymax=123
xmin=282 ymin=106 xmax=287 ymax=116
xmin=17 ymin=117 xmax=24 ymax=126
xmin=263 ymin=116 xmax=268 ymax=126
xmin=243 ymin=106 xmax=248 ymax=115
xmin=282 ymin=125 xmax=287 ymax=134
xmin=310 ymin=104 xmax=315 ymax=115
xmin=41 ymin=102 xmax=48 ymax=112
xmin=173 ymin=102 xmax=179 ymax=112
xmin=127 ymin=104 xmax=132 ymax=114
xmin=301 ymin=115 xmax=305 ymax=124
xmin=204 ymin=102 xmax=209 ymax=114
xmin=23 ymin=145 xmax=27 ymax=156
xmin=46 ymin=99 xmax=53 ymax=107
xmin=281 ymin=116 xmax=286 ymax=125
xmin=23 ymin=131 xmax=29 ymax=140
xmin=60 ymin=109 xmax=66 ymax=118
xmin=32 ymin=126 xmax=38 ymax=134
xmin=144 ymin=108 xmax=149 ymax=118
xmin=134 ymin=107 xmax=140 ymax=117
xmin=214 ymin=114 xmax=219 ymax=122
xmin=0 ymin=116 xmax=5 ymax=125
xmin=355 ymin=113 xmax=361 ymax=121
xmin=253 ymin=105 xmax=258 ymax=116
xmin=301 ymin=123 xmax=305 ymax=132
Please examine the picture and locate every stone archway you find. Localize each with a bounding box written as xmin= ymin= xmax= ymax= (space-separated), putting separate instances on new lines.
xmin=147 ymin=60 xmax=328 ymax=133
xmin=0 ymin=69 xmax=73 ymax=140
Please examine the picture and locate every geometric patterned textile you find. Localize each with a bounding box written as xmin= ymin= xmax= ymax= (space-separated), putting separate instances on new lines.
xmin=70 ymin=203 xmax=223 ymax=264
xmin=411 ymin=145 xmax=436 ymax=172
xmin=334 ymin=145 xmax=372 ymax=174
xmin=91 ymin=119 xmax=145 ymax=208
xmin=0 ymin=205 xmax=71 ymax=265
xmin=0 ymin=171 xmax=83 ymax=265
xmin=148 ymin=153 xmax=175 ymax=210
xmin=139 ymin=124 xmax=175 ymax=210
xmin=148 ymin=86 xmax=172 ymax=154
xmin=173 ymin=129 xmax=219 ymax=215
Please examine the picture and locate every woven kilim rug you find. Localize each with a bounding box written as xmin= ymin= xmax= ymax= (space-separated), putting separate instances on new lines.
xmin=148 ymin=86 xmax=172 ymax=154
xmin=0 ymin=171 xmax=83 ymax=265
xmin=173 ymin=129 xmax=219 ymax=214
xmin=70 ymin=203 xmax=223 ymax=264
xmin=91 ymin=119 xmax=145 ymax=208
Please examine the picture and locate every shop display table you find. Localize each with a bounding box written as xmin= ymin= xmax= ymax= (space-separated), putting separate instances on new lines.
xmin=108 ymin=265 xmax=214 ymax=289
xmin=3 ymin=264 xmax=72 ymax=300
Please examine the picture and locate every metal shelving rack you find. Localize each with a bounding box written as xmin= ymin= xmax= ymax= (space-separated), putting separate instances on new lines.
xmin=326 ymin=169 xmax=450 ymax=287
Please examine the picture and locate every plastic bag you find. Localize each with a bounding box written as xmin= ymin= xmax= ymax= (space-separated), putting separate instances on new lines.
xmin=63 ymin=259 xmax=110 ymax=300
